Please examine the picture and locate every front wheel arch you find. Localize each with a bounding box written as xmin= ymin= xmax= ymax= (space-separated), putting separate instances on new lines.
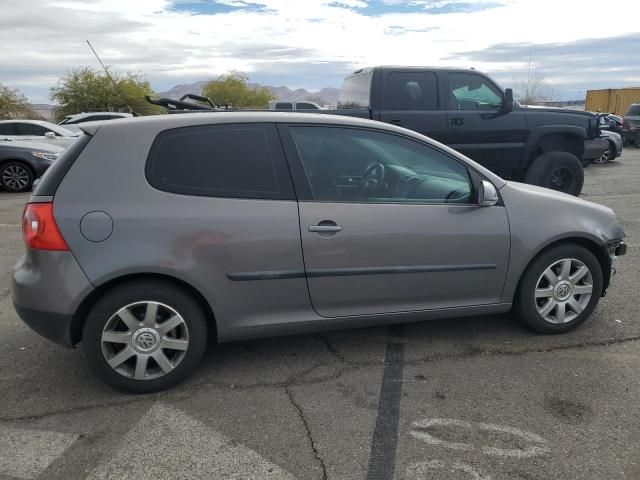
xmin=71 ymin=273 xmax=217 ymax=346
xmin=513 ymin=237 xmax=610 ymax=305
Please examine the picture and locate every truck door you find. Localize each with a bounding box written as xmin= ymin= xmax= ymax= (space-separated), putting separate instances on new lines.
xmin=443 ymin=71 xmax=527 ymax=178
xmin=377 ymin=70 xmax=448 ymax=144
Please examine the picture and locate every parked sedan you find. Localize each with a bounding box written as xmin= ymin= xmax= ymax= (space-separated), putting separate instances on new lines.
xmin=0 ymin=119 xmax=80 ymax=148
xmin=0 ymin=140 xmax=63 ymax=192
xmin=13 ymin=113 xmax=626 ymax=393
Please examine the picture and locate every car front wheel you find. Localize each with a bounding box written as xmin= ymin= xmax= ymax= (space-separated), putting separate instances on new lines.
xmin=515 ymin=244 xmax=603 ymax=334
xmin=82 ymin=280 xmax=208 ymax=393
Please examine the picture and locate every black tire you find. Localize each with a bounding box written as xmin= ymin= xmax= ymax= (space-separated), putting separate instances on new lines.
xmin=0 ymin=161 xmax=34 ymax=192
xmin=524 ymin=151 xmax=584 ymax=196
xmin=514 ymin=244 xmax=603 ymax=334
xmin=82 ymin=280 xmax=208 ymax=393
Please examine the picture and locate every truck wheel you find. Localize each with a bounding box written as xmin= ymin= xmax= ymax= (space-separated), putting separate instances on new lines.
xmin=524 ymin=151 xmax=584 ymax=196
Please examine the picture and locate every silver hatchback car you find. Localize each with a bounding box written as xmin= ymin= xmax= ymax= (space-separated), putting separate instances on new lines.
xmin=12 ymin=113 xmax=626 ymax=393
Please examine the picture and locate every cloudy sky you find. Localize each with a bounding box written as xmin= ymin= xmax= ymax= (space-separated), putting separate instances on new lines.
xmin=2 ymin=0 xmax=639 ymax=103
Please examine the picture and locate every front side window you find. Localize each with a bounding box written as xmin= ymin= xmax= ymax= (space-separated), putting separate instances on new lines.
xmin=275 ymin=102 xmax=293 ymax=110
xmin=448 ymin=73 xmax=503 ymax=110
xmin=290 ymin=126 xmax=472 ymax=204
xmin=146 ymin=124 xmax=289 ymax=199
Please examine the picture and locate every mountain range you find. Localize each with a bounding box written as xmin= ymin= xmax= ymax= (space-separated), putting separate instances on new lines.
xmin=160 ymin=81 xmax=341 ymax=106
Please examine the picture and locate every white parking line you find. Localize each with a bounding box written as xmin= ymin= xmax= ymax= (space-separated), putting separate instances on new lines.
xmin=0 ymin=427 xmax=77 ymax=479
xmin=88 ymin=402 xmax=296 ymax=480
xmin=409 ymin=418 xmax=549 ymax=459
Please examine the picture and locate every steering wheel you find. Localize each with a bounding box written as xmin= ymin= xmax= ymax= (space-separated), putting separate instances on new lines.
xmin=361 ymin=162 xmax=386 ymax=196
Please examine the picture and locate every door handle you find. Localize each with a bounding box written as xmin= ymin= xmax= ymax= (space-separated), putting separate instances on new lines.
xmin=309 ymin=220 xmax=342 ymax=235
xmin=390 ymin=119 xmax=403 ymax=125
xmin=449 ymin=117 xmax=464 ymax=127
xmin=308 ymin=225 xmax=342 ymax=233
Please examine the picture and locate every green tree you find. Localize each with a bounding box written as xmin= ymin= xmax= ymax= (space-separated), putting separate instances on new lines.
xmin=0 ymin=84 xmax=41 ymax=120
xmin=50 ymin=67 xmax=163 ymax=121
xmin=202 ymin=71 xmax=274 ymax=108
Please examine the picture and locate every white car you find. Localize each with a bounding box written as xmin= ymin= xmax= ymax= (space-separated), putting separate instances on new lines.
xmin=58 ymin=112 xmax=133 ymax=132
xmin=268 ymin=100 xmax=323 ymax=110
xmin=0 ymin=120 xmax=80 ymax=148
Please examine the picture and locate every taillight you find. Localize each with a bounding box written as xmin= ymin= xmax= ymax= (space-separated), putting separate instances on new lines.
xmin=22 ymin=203 xmax=69 ymax=251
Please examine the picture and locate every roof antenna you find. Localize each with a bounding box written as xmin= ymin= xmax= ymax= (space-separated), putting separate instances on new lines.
xmin=86 ymin=40 xmax=138 ymax=116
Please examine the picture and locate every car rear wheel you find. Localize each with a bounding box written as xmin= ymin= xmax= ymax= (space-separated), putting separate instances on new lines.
xmin=514 ymin=244 xmax=603 ymax=334
xmin=524 ymin=151 xmax=584 ymax=196
xmin=82 ymin=280 xmax=208 ymax=393
xmin=0 ymin=161 xmax=34 ymax=192
xmin=593 ymin=144 xmax=613 ymax=164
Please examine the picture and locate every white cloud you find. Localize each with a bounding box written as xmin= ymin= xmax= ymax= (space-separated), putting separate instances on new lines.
xmin=1 ymin=0 xmax=639 ymax=102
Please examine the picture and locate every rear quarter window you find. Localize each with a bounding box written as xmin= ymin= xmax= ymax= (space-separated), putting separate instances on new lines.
xmin=145 ymin=123 xmax=294 ymax=200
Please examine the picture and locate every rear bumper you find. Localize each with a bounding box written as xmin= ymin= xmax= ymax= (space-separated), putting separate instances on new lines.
xmin=12 ymin=249 xmax=93 ymax=347
xmin=13 ymin=303 xmax=74 ymax=347
xmin=583 ymin=137 xmax=609 ymax=161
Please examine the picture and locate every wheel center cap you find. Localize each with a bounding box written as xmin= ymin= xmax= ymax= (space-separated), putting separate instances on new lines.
xmin=132 ymin=328 xmax=160 ymax=353
xmin=554 ymin=281 xmax=572 ymax=301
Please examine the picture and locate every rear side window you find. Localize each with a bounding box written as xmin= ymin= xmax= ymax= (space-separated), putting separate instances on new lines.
xmin=146 ymin=123 xmax=294 ymax=200
xmin=275 ymin=102 xmax=293 ymax=110
xmin=296 ymin=102 xmax=319 ymax=110
xmin=626 ymin=104 xmax=640 ymax=116
xmin=383 ymin=72 xmax=438 ymax=110
xmin=0 ymin=123 xmax=17 ymax=135
xmin=338 ymin=72 xmax=372 ymax=109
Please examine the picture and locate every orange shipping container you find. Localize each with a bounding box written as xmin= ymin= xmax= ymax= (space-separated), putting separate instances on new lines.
xmin=585 ymin=88 xmax=640 ymax=115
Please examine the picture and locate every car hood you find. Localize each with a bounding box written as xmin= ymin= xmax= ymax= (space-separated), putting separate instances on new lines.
xmin=520 ymin=105 xmax=594 ymax=118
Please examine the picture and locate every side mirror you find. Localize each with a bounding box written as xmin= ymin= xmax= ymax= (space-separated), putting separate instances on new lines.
xmin=478 ymin=180 xmax=499 ymax=207
xmin=502 ymin=88 xmax=514 ymax=114
xmin=44 ymin=132 xmax=56 ymax=139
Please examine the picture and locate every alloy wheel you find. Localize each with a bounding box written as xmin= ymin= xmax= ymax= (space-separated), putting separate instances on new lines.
xmin=101 ymin=301 xmax=190 ymax=380
xmin=534 ymin=258 xmax=593 ymax=324
xmin=2 ymin=164 xmax=30 ymax=191
xmin=595 ymin=149 xmax=610 ymax=164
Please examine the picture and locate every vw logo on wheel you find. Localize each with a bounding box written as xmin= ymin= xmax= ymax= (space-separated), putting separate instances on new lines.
xmin=554 ymin=282 xmax=571 ymax=300
xmin=137 ymin=333 xmax=156 ymax=349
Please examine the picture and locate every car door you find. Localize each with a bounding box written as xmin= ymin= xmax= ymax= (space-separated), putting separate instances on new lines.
xmin=279 ymin=124 xmax=510 ymax=318
xmin=377 ymin=70 xmax=448 ymax=144
xmin=443 ymin=71 xmax=527 ymax=178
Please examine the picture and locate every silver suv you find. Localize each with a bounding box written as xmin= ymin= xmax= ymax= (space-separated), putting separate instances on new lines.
xmin=12 ymin=113 xmax=626 ymax=393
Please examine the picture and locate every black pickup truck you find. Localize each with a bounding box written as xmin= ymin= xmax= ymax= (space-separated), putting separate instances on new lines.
xmin=324 ymin=66 xmax=607 ymax=195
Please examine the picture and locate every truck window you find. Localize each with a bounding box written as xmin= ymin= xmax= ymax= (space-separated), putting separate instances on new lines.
xmin=448 ymin=73 xmax=503 ymax=110
xmin=383 ymin=72 xmax=438 ymax=110
xmin=296 ymin=102 xmax=319 ymax=110
xmin=338 ymin=72 xmax=372 ymax=109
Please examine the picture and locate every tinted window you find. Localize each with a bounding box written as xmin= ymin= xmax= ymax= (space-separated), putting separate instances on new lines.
xmin=626 ymin=104 xmax=640 ymax=116
xmin=146 ymin=124 xmax=292 ymax=199
xmin=296 ymin=102 xmax=319 ymax=110
xmin=0 ymin=124 xmax=17 ymax=135
xmin=448 ymin=73 xmax=503 ymax=110
xmin=15 ymin=123 xmax=49 ymax=135
xmin=290 ymin=126 xmax=472 ymax=204
xmin=338 ymin=72 xmax=372 ymax=109
xmin=275 ymin=102 xmax=293 ymax=110
xmin=383 ymin=72 xmax=438 ymax=110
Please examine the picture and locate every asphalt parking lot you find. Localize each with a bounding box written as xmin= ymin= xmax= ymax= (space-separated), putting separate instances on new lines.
xmin=1 ymin=148 xmax=639 ymax=480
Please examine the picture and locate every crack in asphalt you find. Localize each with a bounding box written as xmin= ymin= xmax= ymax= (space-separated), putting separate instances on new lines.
xmin=285 ymin=386 xmax=328 ymax=480
xmin=2 ymin=335 xmax=639 ymax=422
xmin=315 ymin=334 xmax=347 ymax=364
